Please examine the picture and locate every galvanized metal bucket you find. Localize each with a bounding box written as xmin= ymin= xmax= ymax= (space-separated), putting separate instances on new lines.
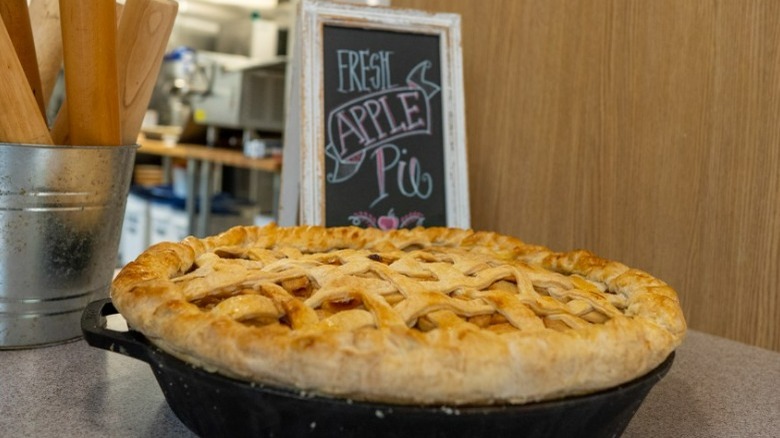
xmin=0 ymin=143 xmax=137 ymax=348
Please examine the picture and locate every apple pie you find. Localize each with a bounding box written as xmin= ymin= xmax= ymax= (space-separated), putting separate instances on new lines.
xmin=111 ymin=224 xmax=686 ymax=405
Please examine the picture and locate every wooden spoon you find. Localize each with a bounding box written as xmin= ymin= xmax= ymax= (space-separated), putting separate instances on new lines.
xmin=59 ymin=0 xmax=121 ymax=146
xmin=0 ymin=18 xmax=52 ymax=144
xmin=29 ymin=0 xmax=63 ymax=111
xmin=0 ymin=0 xmax=46 ymax=118
xmin=117 ymin=0 xmax=179 ymax=146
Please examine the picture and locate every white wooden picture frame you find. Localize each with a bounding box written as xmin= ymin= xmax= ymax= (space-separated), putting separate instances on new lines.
xmin=287 ymin=0 xmax=469 ymax=228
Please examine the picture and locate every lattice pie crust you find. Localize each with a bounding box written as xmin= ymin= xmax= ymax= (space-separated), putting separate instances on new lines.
xmin=112 ymin=225 xmax=686 ymax=405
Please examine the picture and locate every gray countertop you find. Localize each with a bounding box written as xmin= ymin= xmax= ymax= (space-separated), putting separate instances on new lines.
xmin=1 ymin=329 xmax=778 ymax=437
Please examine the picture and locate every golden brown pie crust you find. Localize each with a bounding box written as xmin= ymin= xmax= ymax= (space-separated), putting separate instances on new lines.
xmin=111 ymin=224 xmax=686 ymax=405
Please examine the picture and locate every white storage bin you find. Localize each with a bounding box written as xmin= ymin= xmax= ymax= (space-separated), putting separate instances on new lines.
xmin=119 ymin=189 xmax=151 ymax=266
xmin=149 ymin=198 xmax=174 ymax=246
xmin=254 ymin=213 xmax=275 ymax=227
xmin=168 ymin=206 xmax=191 ymax=242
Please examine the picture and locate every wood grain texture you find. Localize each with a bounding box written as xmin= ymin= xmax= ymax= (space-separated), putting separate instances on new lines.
xmin=117 ymin=0 xmax=178 ymax=145
xmin=59 ymin=0 xmax=120 ymax=145
xmin=50 ymin=2 xmax=125 ymax=146
xmin=0 ymin=18 xmax=52 ymax=144
xmin=29 ymin=0 xmax=62 ymax=110
xmin=394 ymin=0 xmax=780 ymax=351
xmin=0 ymin=0 xmax=46 ymax=117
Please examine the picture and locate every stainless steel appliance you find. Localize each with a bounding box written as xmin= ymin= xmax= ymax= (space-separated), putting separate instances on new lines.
xmin=190 ymin=51 xmax=286 ymax=133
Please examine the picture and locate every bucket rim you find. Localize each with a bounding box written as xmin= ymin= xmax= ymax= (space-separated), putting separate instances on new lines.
xmin=0 ymin=143 xmax=140 ymax=150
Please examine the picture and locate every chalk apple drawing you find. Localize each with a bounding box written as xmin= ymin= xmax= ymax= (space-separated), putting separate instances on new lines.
xmin=348 ymin=209 xmax=425 ymax=230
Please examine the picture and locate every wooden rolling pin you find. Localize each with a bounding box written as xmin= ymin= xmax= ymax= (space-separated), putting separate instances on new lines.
xmin=0 ymin=0 xmax=46 ymax=118
xmin=29 ymin=0 xmax=62 ymax=111
xmin=118 ymin=0 xmax=179 ymax=145
xmin=59 ymin=0 xmax=121 ymax=146
xmin=49 ymin=2 xmax=125 ymax=146
xmin=0 ymin=18 xmax=52 ymax=144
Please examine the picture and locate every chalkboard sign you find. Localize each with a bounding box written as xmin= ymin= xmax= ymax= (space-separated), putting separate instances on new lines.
xmin=281 ymin=0 xmax=469 ymax=229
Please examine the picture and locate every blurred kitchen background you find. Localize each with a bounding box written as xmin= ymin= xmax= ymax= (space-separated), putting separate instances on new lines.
xmin=61 ymin=0 xmax=390 ymax=265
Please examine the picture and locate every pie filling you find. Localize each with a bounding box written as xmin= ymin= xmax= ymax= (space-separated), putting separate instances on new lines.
xmin=177 ymin=247 xmax=622 ymax=334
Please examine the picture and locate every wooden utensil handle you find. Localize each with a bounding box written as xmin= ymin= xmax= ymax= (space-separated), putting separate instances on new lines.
xmin=0 ymin=0 xmax=46 ymax=118
xmin=117 ymin=0 xmax=179 ymax=145
xmin=0 ymin=18 xmax=52 ymax=144
xmin=50 ymin=2 xmax=125 ymax=146
xmin=29 ymin=0 xmax=62 ymax=111
xmin=59 ymin=0 xmax=121 ymax=146
xmin=49 ymin=101 xmax=70 ymax=145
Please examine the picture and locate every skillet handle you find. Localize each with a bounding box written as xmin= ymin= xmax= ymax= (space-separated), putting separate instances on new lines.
xmin=81 ymin=298 xmax=152 ymax=363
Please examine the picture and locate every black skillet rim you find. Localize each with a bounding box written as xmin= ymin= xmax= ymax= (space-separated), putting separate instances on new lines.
xmin=82 ymin=298 xmax=674 ymax=412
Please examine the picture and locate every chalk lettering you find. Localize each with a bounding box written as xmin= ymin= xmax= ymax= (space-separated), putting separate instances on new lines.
xmin=328 ymin=89 xmax=432 ymax=159
xmin=336 ymin=49 xmax=396 ymax=93
xmin=370 ymin=144 xmax=401 ymax=207
xmin=397 ymin=90 xmax=426 ymax=130
xmin=379 ymin=95 xmax=406 ymax=135
xmin=364 ymin=99 xmax=388 ymax=142
xmin=348 ymin=105 xmax=376 ymax=145
xmin=335 ymin=111 xmax=363 ymax=156
xmin=367 ymin=144 xmax=432 ymax=208
xmin=397 ymin=155 xmax=433 ymax=199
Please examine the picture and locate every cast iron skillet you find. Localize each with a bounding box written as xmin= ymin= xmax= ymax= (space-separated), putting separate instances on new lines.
xmin=82 ymin=298 xmax=674 ymax=438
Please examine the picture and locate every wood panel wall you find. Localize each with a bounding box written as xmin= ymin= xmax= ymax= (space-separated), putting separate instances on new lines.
xmin=394 ymin=0 xmax=780 ymax=351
